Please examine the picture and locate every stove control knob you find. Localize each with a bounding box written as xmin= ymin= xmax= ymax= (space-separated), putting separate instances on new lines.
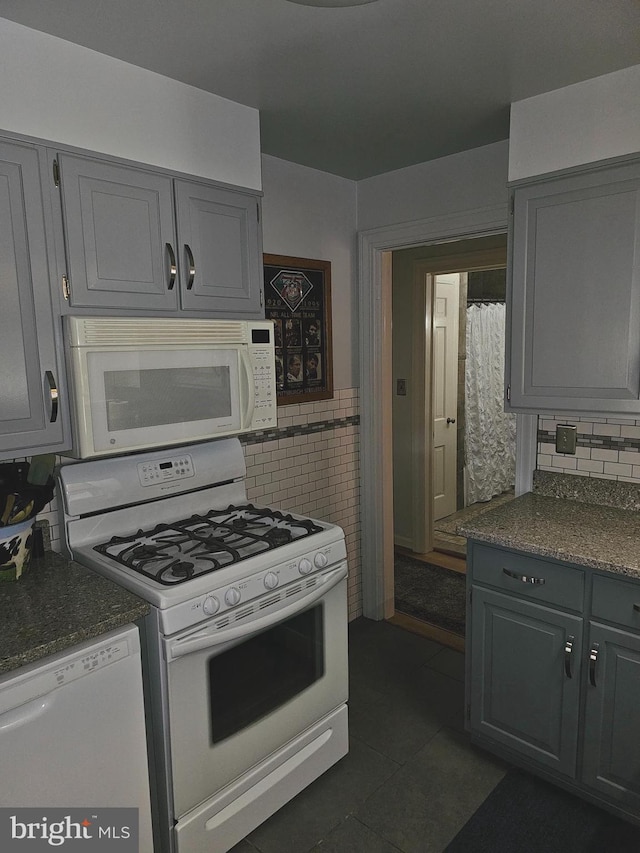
xmin=314 ymin=552 xmax=328 ymax=568
xmin=298 ymin=558 xmax=313 ymax=575
xmin=264 ymin=572 xmax=279 ymax=590
xmin=203 ymin=596 xmax=220 ymax=616
xmin=225 ymin=587 xmax=241 ymax=607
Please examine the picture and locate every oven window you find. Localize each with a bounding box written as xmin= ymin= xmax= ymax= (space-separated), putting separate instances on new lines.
xmin=208 ymin=605 xmax=324 ymax=744
xmin=103 ymin=365 xmax=232 ymax=431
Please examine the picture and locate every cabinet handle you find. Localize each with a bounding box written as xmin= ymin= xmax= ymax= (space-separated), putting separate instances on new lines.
xmin=502 ymin=567 xmax=546 ymax=585
xmin=185 ymin=244 xmax=195 ymax=290
xmin=45 ymin=371 xmax=59 ymax=423
xmin=564 ymin=635 xmax=574 ymax=679
xmin=633 ymin=604 xmax=640 ymax=613
xmin=165 ymin=243 xmax=177 ymax=290
xmin=589 ymin=643 xmax=600 ymax=687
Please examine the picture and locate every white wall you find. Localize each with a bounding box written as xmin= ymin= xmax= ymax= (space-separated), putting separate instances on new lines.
xmin=356 ymin=140 xmax=510 ymax=232
xmin=261 ymin=154 xmax=358 ymax=390
xmin=509 ymin=64 xmax=640 ymax=181
xmin=0 ymin=19 xmax=261 ymax=189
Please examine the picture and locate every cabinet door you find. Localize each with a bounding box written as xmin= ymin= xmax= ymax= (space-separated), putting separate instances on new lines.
xmin=507 ymin=160 xmax=640 ymax=414
xmin=0 ymin=141 xmax=68 ymax=458
xmin=582 ymin=622 xmax=640 ymax=811
xmin=175 ymin=181 xmax=263 ymax=316
xmin=470 ymin=586 xmax=582 ymax=777
xmin=57 ymin=154 xmax=178 ymax=310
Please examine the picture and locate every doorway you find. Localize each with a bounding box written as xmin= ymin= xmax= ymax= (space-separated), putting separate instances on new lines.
xmin=358 ymin=204 xmax=538 ymax=624
xmin=391 ymin=237 xmax=513 ymax=560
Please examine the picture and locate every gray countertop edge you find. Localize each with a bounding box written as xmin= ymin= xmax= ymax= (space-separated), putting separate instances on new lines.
xmin=0 ymin=549 xmax=149 ymax=676
xmin=458 ymin=492 xmax=640 ymax=580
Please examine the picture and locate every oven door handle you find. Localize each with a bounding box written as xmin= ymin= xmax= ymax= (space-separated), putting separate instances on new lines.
xmin=165 ymin=564 xmax=347 ymax=661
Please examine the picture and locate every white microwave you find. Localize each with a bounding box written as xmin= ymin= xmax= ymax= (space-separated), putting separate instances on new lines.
xmin=63 ymin=316 xmax=277 ymax=458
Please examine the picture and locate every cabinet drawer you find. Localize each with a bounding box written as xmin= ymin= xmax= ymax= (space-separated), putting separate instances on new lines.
xmin=592 ymin=574 xmax=640 ymax=633
xmin=471 ymin=544 xmax=584 ymax=610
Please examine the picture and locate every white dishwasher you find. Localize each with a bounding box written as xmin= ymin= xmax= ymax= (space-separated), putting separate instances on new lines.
xmin=0 ymin=624 xmax=152 ymax=850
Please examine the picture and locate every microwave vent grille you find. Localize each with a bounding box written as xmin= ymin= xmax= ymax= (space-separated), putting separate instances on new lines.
xmin=68 ymin=317 xmax=250 ymax=347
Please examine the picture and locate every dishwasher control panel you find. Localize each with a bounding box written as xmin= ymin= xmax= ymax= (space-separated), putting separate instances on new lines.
xmin=54 ymin=638 xmax=132 ymax=687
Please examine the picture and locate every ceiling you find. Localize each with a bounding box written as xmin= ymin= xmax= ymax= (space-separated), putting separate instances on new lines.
xmin=2 ymin=0 xmax=640 ymax=180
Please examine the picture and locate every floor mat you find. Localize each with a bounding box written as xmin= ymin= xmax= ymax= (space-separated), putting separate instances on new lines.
xmin=444 ymin=768 xmax=640 ymax=853
xmin=394 ymin=554 xmax=465 ymax=635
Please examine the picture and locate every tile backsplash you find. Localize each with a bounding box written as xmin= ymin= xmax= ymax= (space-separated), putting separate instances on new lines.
xmin=38 ymin=387 xmax=363 ymax=620
xmin=538 ymin=415 xmax=640 ymax=483
xmin=243 ymin=389 xmax=361 ymax=620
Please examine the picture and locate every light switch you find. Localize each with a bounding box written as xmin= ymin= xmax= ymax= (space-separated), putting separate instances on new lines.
xmin=556 ymin=424 xmax=577 ymax=454
xmin=397 ymin=379 xmax=407 ymax=396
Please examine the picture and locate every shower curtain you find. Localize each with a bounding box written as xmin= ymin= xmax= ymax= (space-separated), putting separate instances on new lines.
xmin=464 ymin=302 xmax=516 ymax=506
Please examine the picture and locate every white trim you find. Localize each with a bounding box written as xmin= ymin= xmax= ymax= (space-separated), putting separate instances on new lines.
xmin=515 ymin=413 xmax=537 ymax=495
xmin=410 ymin=265 xmax=433 ymax=555
xmin=358 ymin=203 xmax=536 ymax=620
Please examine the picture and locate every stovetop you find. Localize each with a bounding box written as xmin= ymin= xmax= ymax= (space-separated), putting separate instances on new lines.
xmin=58 ymin=439 xmax=347 ymax=634
xmin=93 ymin=504 xmax=324 ymax=586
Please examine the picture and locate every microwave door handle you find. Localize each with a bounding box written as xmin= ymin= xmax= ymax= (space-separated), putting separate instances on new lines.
xmin=166 ymin=564 xmax=347 ymax=662
xmin=239 ymin=349 xmax=255 ymax=428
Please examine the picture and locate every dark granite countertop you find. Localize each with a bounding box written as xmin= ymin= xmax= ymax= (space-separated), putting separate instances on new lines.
xmin=0 ymin=547 xmax=149 ymax=676
xmin=459 ymin=491 xmax=640 ymax=579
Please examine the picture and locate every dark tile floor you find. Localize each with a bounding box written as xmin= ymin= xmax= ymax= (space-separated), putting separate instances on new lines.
xmin=232 ymin=617 xmax=507 ymax=853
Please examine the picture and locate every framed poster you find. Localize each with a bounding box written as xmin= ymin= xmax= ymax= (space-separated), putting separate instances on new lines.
xmin=263 ymin=254 xmax=333 ymax=405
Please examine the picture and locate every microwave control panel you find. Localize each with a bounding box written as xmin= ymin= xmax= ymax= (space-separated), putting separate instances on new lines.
xmin=248 ymin=334 xmax=277 ymax=428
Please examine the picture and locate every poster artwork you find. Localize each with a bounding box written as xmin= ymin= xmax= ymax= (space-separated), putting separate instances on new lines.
xmin=265 ymin=264 xmax=329 ymax=402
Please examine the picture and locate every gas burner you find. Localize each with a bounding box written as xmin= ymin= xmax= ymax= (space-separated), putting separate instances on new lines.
xmin=265 ymin=528 xmax=292 ymax=547
xmin=157 ymin=560 xmax=195 ymax=584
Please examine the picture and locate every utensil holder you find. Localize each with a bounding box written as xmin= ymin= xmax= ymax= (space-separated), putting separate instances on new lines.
xmin=0 ymin=517 xmax=36 ymax=581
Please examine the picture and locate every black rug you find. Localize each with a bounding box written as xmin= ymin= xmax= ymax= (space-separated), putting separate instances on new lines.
xmin=393 ymin=554 xmax=465 ymax=635
xmin=445 ymin=769 xmax=640 ymax=852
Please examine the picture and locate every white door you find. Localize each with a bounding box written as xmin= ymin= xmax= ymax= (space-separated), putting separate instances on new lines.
xmin=432 ymin=274 xmax=459 ymax=520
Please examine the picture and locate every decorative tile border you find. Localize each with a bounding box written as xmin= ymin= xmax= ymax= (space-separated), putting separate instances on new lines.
xmin=240 ymin=414 xmax=360 ymax=446
xmin=537 ymin=415 xmax=640 ymax=484
xmin=537 ymin=428 xmax=640 ymax=454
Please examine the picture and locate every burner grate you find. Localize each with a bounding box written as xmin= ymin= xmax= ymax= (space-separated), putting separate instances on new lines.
xmin=93 ymin=503 xmax=324 ymax=585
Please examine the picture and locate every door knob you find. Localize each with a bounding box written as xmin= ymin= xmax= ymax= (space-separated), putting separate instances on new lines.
xmin=447 ymin=417 xmax=456 ymax=424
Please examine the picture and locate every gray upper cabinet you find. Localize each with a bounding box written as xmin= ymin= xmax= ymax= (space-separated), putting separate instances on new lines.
xmin=175 ymin=181 xmax=263 ymax=315
xmin=506 ymin=158 xmax=640 ymax=414
xmin=57 ymin=155 xmax=178 ymax=311
xmin=0 ymin=140 xmax=68 ymax=458
xmin=55 ymin=153 xmax=263 ymax=317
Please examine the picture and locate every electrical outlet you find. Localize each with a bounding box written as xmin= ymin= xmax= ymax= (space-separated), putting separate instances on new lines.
xmin=397 ymin=378 xmax=407 ymax=396
xmin=556 ymin=424 xmax=577 ymax=454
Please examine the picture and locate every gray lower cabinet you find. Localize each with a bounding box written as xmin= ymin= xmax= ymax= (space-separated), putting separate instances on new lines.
xmin=506 ymin=157 xmax=640 ymax=415
xmin=0 ymin=140 xmax=68 ymax=459
xmin=582 ymin=623 xmax=640 ymax=810
xmin=470 ymin=587 xmax=582 ymax=778
xmin=54 ymin=153 xmax=263 ymax=316
xmin=468 ymin=541 xmax=640 ymax=822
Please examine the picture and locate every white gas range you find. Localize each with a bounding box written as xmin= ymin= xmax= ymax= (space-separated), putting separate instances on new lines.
xmin=58 ymin=438 xmax=349 ymax=853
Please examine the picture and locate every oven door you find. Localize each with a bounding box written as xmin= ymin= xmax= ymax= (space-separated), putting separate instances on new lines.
xmin=163 ymin=566 xmax=348 ymax=820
